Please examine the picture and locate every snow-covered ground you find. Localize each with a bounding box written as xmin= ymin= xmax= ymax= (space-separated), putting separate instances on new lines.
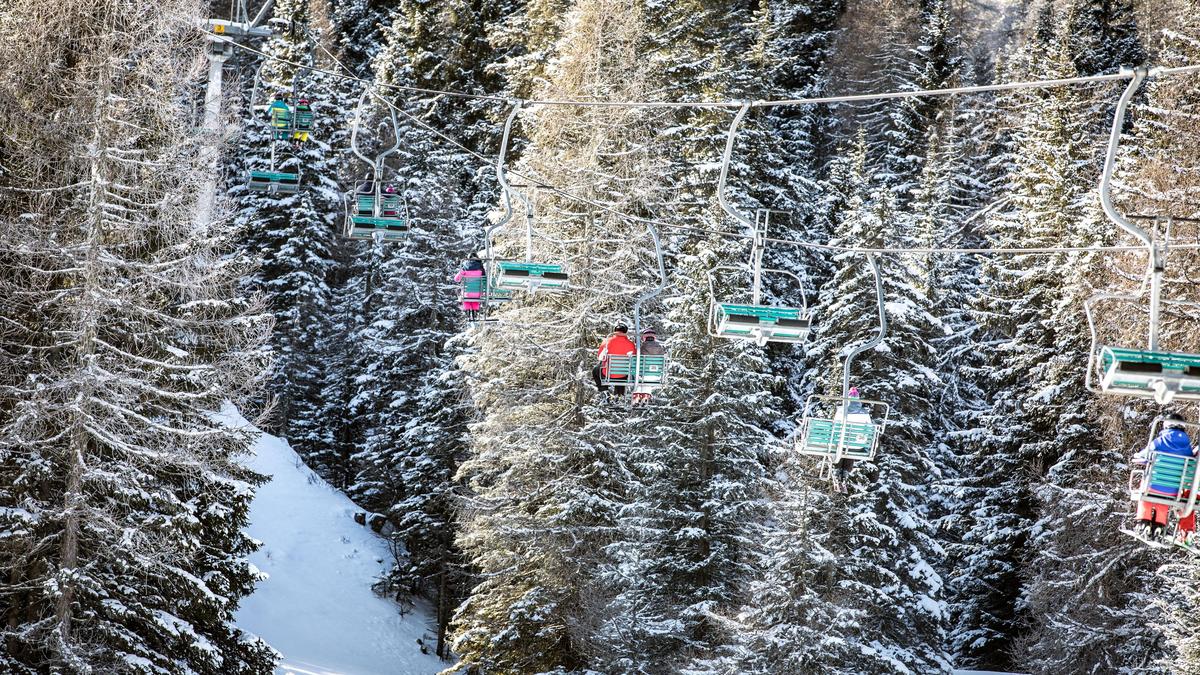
xmin=224 ymin=408 xmax=445 ymax=675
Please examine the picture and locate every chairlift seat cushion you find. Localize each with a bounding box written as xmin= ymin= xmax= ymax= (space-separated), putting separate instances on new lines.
xmin=351 ymin=216 xmax=407 ymax=231
xmin=496 ymin=262 xmax=569 ymax=290
xmin=248 ymin=171 xmax=300 ymax=193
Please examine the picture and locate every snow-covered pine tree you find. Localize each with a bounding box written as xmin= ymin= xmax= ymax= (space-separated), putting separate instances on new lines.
xmin=0 ymin=0 xmax=274 ymax=671
xmin=452 ymin=0 xmax=676 ymax=669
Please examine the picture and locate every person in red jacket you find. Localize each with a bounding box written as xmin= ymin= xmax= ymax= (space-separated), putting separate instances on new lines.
xmin=593 ymin=323 xmax=637 ymax=398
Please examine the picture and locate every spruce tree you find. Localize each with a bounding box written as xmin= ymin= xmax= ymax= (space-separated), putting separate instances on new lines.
xmin=0 ymin=1 xmax=274 ymax=671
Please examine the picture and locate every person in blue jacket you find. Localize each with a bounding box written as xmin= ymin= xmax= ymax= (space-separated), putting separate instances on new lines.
xmin=1132 ymin=413 xmax=1198 ymax=541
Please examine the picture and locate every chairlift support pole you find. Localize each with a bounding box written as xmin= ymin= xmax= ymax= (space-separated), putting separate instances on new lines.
xmin=717 ymin=103 xmax=766 ymax=304
xmin=1100 ymin=67 xmax=1161 ymax=350
xmin=197 ymin=0 xmax=277 ymax=231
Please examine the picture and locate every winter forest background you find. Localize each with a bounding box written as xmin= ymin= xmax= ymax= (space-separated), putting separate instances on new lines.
xmin=2 ymin=0 xmax=1200 ymax=672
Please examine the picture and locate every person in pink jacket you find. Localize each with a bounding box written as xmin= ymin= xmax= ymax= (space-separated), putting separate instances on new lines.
xmin=454 ymin=259 xmax=486 ymax=321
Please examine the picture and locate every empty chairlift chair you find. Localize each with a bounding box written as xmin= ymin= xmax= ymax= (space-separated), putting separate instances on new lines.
xmin=714 ymin=302 xmax=811 ymax=345
xmin=709 ymin=105 xmax=815 ymax=347
xmin=1096 ymin=347 xmax=1200 ymax=404
xmin=1085 ymin=68 xmax=1200 ymax=405
xmin=494 ymin=261 xmax=570 ymax=293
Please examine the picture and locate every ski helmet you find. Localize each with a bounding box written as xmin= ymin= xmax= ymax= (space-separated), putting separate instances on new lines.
xmin=614 ymin=323 xmax=629 ymax=333
xmin=1165 ymin=412 xmax=1187 ymax=429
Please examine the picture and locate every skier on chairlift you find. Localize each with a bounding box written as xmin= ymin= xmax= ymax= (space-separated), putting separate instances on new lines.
xmin=381 ymin=185 xmax=400 ymax=217
xmin=832 ymin=386 xmax=870 ymax=494
xmin=631 ymin=328 xmax=665 ymax=406
xmin=1132 ymin=412 xmax=1199 ymax=544
xmin=267 ymin=95 xmax=291 ymax=140
xmin=292 ymin=98 xmax=312 ymax=143
xmin=593 ymin=323 xmax=636 ymax=400
xmin=455 ymin=259 xmax=486 ymax=322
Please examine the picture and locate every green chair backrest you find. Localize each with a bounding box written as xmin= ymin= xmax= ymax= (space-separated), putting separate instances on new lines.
xmin=803 ymin=418 xmax=875 ymax=451
xmin=719 ymin=303 xmax=803 ymax=322
xmin=1102 ymin=347 xmax=1200 ymax=373
xmin=1148 ymin=453 xmax=1198 ymax=494
xmin=499 ymin=262 xmax=564 ymax=276
xmin=606 ymin=354 xmax=667 ymax=380
xmin=269 ymin=102 xmax=291 ymax=128
xmin=462 ymin=278 xmax=485 ymax=293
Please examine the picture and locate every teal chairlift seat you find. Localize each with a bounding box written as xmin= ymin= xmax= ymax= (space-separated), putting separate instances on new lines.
xmin=1132 ymin=451 xmax=1200 ymax=508
xmin=600 ymin=353 xmax=668 ymax=391
xmin=714 ymin=302 xmax=811 ymax=345
xmin=795 ymin=395 xmax=889 ymax=462
xmin=1097 ymin=346 xmax=1200 ymax=404
xmin=247 ymin=170 xmax=300 ymax=194
xmin=268 ymin=100 xmax=292 ymax=141
xmin=495 ymin=261 xmax=570 ymax=293
xmin=345 ymin=189 xmax=408 ymax=241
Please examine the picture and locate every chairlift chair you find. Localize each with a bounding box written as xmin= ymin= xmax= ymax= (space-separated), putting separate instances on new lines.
xmin=245 ymin=61 xmax=312 ymax=194
xmin=1122 ymin=416 xmax=1200 ymax=553
xmin=341 ymin=90 xmax=410 ymax=242
xmin=794 ymin=253 xmax=889 ymax=483
xmin=709 ymin=105 xmax=813 ymax=346
xmin=598 ymin=221 xmax=672 ymax=395
xmin=795 ymin=395 xmax=891 ymax=462
xmin=1085 ymin=67 xmax=1200 ymax=405
xmin=484 ymin=101 xmax=570 ymax=295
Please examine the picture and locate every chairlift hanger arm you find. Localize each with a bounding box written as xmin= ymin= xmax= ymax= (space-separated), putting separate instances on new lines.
xmin=1100 ymin=67 xmax=1153 ymax=248
xmin=841 ymin=254 xmax=887 ymax=398
xmin=717 ymin=103 xmax=756 ymax=238
xmin=349 ymin=89 xmax=374 ymax=168
xmin=250 ymin=0 xmax=275 ymax=29
xmin=633 ymin=223 xmax=668 ymax=341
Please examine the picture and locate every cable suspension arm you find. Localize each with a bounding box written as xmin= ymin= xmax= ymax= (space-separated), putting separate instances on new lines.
xmin=842 ymin=254 xmax=888 ymax=398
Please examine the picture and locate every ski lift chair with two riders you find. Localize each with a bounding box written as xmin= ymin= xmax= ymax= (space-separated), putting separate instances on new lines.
xmin=794 ymin=254 xmax=891 ymax=493
xmin=598 ymin=222 xmax=672 ymax=401
xmin=246 ymin=59 xmax=313 ymax=194
xmin=708 ymin=103 xmax=813 ymax=347
xmin=1085 ymin=66 xmax=1200 ymax=405
xmin=342 ymin=89 xmax=411 ymax=242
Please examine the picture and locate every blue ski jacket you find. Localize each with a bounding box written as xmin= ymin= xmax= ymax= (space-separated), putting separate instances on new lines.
xmin=1134 ymin=428 xmax=1197 ymax=496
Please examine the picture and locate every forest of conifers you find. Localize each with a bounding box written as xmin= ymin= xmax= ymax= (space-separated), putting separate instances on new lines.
xmin=2 ymin=0 xmax=1200 ymax=672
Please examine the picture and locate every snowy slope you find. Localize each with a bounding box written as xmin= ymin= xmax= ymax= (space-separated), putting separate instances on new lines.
xmin=223 ymin=408 xmax=445 ymax=675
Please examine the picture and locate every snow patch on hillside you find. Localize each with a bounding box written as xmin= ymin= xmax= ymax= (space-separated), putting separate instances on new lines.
xmin=223 ymin=407 xmax=444 ymax=675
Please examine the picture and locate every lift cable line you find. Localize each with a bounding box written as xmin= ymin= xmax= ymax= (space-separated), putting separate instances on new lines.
xmin=201 ymin=31 xmax=1200 ymax=110
xmin=204 ymin=30 xmax=1200 ymax=257
xmin=328 ymin=81 xmax=1200 ymax=258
